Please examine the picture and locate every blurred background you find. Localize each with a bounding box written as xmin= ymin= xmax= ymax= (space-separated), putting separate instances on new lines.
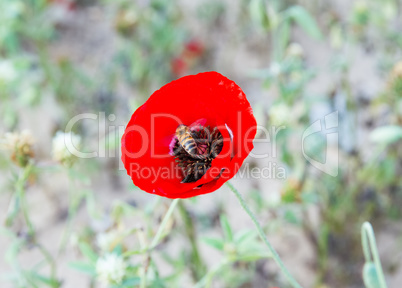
xmin=0 ymin=0 xmax=401 ymax=287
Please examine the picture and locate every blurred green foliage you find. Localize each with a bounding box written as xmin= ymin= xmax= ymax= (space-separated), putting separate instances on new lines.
xmin=0 ymin=0 xmax=401 ymax=287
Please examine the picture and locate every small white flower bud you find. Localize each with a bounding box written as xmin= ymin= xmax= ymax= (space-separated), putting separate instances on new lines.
xmin=96 ymin=254 xmax=127 ymax=285
xmin=52 ymin=131 xmax=81 ymax=166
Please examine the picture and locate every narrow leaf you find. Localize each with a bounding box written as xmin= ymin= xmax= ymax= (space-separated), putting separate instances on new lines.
xmin=68 ymin=261 xmax=96 ymax=276
xmin=234 ymin=229 xmax=258 ymax=246
xmin=29 ymin=272 xmax=60 ymax=287
xmin=220 ymin=215 xmax=233 ymax=242
xmin=78 ymin=242 xmax=98 ymax=264
xmin=202 ymin=237 xmax=225 ymax=251
xmin=370 ymin=125 xmax=402 ymax=145
xmin=363 ymin=262 xmax=381 ymax=288
xmin=286 ymin=6 xmax=322 ymax=40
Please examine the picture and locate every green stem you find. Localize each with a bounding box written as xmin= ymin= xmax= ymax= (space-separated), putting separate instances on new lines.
xmin=58 ymin=168 xmax=79 ymax=255
xmin=139 ymin=199 xmax=180 ymax=288
xmin=193 ymin=259 xmax=229 ymax=288
xmin=123 ymin=199 xmax=180 ymax=257
xmin=135 ymin=228 xmax=148 ymax=288
xmin=140 ymin=265 xmax=147 ymax=288
xmin=36 ymin=243 xmax=59 ymax=287
xmin=226 ymin=181 xmax=303 ymax=288
xmin=178 ymin=201 xmax=206 ymax=281
xmin=361 ymin=222 xmax=388 ymax=288
xmin=16 ymin=165 xmax=35 ymax=238
xmin=150 ymin=199 xmax=180 ymax=248
xmin=15 ymin=165 xmax=58 ymax=286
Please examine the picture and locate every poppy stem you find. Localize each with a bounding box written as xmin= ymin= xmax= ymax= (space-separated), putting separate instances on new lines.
xmin=150 ymin=198 xmax=180 ymax=248
xmin=140 ymin=199 xmax=180 ymax=288
xmin=178 ymin=201 xmax=206 ymax=281
xmin=226 ymin=181 xmax=304 ymax=288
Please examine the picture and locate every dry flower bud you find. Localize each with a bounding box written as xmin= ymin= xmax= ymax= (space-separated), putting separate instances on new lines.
xmin=1 ymin=130 xmax=35 ymax=167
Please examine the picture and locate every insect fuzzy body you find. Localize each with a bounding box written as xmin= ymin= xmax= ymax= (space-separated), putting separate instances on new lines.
xmin=175 ymin=124 xmax=207 ymax=159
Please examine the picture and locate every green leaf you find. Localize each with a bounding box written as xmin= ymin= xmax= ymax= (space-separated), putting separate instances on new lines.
xmin=234 ymin=229 xmax=258 ymax=246
xmin=363 ymin=262 xmax=381 ymax=288
xmin=21 ymin=270 xmax=40 ymax=288
xmin=5 ymin=239 xmax=24 ymax=264
xmin=277 ymin=20 xmax=291 ymax=57
xmin=235 ymin=252 xmax=271 ymax=262
xmin=249 ymin=0 xmax=270 ymax=30
xmin=237 ymin=241 xmax=268 ymax=257
xmin=202 ymin=237 xmax=225 ymax=251
xmin=78 ymin=242 xmax=98 ymax=264
xmin=68 ymin=261 xmax=96 ymax=275
xmin=113 ymin=244 xmax=123 ymax=255
xmin=5 ymin=194 xmax=20 ymax=228
xmin=29 ymin=272 xmax=60 ymax=287
xmin=220 ymin=215 xmax=233 ymax=242
xmin=67 ymin=169 xmax=91 ymax=185
xmin=111 ymin=277 xmax=141 ymax=288
xmin=284 ymin=209 xmax=300 ymax=225
xmin=286 ymin=6 xmax=322 ymax=40
xmin=370 ymin=125 xmax=402 ymax=145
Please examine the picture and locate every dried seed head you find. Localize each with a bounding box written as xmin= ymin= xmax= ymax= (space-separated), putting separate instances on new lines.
xmin=1 ymin=130 xmax=35 ymax=167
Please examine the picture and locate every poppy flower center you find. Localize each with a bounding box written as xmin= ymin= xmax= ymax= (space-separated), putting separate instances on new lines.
xmin=172 ymin=125 xmax=223 ymax=183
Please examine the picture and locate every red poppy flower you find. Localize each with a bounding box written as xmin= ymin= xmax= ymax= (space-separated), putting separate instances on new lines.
xmin=170 ymin=57 xmax=188 ymax=76
xmin=121 ymin=71 xmax=257 ymax=198
xmin=48 ymin=0 xmax=76 ymax=11
xmin=184 ymin=39 xmax=205 ymax=58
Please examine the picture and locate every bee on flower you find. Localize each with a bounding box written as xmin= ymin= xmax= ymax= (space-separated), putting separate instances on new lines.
xmin=96 ymin=253 xmax=127 ymax=286
xmin=1 ymin=130 xmax=35 ymax=167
